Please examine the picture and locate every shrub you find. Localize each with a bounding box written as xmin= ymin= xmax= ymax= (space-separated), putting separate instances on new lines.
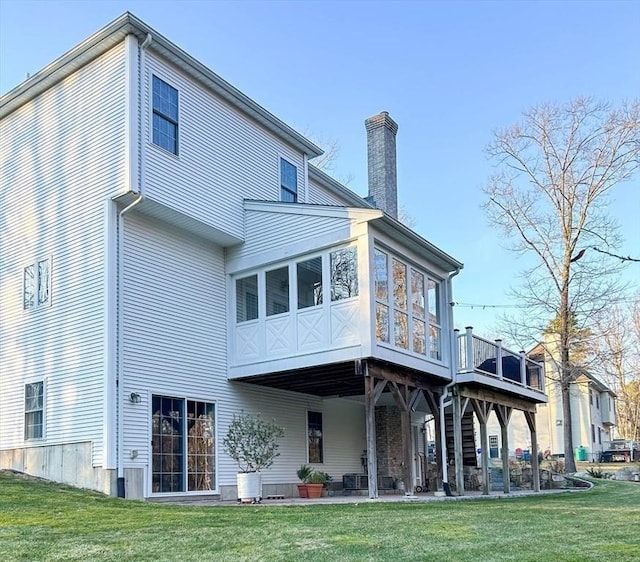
xmin=587 ymin=466 xmax=604 ymax=478
xmin=222 ymin=413 xmax=284 ymax=473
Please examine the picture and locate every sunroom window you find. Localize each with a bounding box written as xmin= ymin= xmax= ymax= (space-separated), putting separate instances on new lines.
xmin=234 ymin=246 xmax=358 ymax=323
xmin=236 ymin=275 xmax=258 ymax=322
xmin=266 ymin=267 xmax=289 ymax=316
xmin=297 ymin=257 xmax=323 ymax=309
xmin=374 ymin=247 xmax=442 ymax=360
xmin=330 ymin=247 xmax=358 ymax=301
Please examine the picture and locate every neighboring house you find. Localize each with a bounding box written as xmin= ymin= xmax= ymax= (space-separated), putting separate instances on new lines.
xmin=0 ymin=13 xmax=547 ymax=500
xmin=484 ymin=341 xmax=616 ymax=463
xmin=533 ymin=341 xmax=616 ymax=462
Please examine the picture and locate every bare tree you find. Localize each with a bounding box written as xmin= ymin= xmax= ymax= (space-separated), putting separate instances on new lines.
xmin=592 ymin=298 xmax=640 ymax=441
xmin=483 ymin=97 xmax=640 ymax=472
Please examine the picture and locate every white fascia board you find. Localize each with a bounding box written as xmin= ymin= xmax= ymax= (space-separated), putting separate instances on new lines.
xmin=0 ymin=13 xmax=323 ymax=160
xmin=374 ymin=215 xmax=464 ymax=273
xmin=243 ymin=199 xmax=383 ymax=223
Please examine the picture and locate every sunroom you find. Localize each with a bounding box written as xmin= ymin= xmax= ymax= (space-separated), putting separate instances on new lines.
xmin=226 ymin=200 xmax=460 ymax=386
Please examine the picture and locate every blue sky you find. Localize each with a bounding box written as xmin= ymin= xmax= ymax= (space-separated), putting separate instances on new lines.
xmin=1 ymin=0 xmax=638 ymax=341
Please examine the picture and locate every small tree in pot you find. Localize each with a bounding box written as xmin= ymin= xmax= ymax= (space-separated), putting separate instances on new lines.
xmin=222 ymin=413 xmax=284 ymax=503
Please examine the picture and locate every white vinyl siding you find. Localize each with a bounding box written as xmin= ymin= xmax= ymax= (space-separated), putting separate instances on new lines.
xmin=0 ymin=43 xmax=127 ymax=463
xmin=227 ymin=208 xmax=358 ymax=269
xmin=143 ymin=53 xmax=305 ymax=241
xmin=121 ymin=213 xmax=366 ymax=490
xmin=307 ymin=176 xmax=357 ymax=206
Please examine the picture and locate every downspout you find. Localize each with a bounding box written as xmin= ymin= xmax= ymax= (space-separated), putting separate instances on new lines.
xmin=116 ymin=195 xmax=142 ymax=499
xmin=439 ymin=267 xmax=461 ymax=496
xmin=116 ymin=33 xmax=151 ymax=499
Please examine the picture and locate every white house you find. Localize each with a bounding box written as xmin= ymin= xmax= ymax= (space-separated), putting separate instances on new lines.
xmin=0 ymin=13 xmax=547 ymax=500
xmin=483 ymin=341 xmax=616 ymax=464
xmin=532 ymin=340 xmax=616 ymax=462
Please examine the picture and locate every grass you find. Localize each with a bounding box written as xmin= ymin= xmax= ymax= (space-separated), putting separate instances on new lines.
xmin=1 ymin=470 xmax=639 ymax=561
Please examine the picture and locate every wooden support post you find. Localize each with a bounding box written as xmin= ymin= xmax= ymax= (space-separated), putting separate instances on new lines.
xmin=494 ymin=404 xmax=512 ymax=494
xmin=364 ymin=372 xmax=378 ymax=499
xmin=471 ymin=399 xmax=492 ymax=496
xmin=524 ymin=411 xmax=540 ymax=492
xmin=401 ymin=403 xmax=413 ymax=495
xmin=453 ymin=392 xmax=465 ymax=496
xmin=479 ymin=416 xmax=489 ymax=495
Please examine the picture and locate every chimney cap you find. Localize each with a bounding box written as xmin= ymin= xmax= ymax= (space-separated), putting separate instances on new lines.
xmin=365 ymin=111 xmax=398 ymax=134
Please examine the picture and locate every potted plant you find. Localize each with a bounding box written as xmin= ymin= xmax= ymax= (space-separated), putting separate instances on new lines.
xmin=305 ymin=470 xmax=327 ymax=498
xmin=296 ymin=464 xmax=312 ymax=498
xmin=222 ymin=413 xmax=284 ymax=503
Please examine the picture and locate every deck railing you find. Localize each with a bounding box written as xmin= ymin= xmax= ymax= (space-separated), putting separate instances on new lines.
xmin=456 ymin=327 xmax=545 ymax=393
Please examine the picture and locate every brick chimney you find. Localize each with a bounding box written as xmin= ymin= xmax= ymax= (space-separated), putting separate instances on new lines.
xmin=365 ymin=111 xmax=398 ymax=219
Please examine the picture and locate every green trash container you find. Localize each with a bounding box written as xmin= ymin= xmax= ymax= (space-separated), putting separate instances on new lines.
xmin=575 ymin=446 xmax=587 ymax=461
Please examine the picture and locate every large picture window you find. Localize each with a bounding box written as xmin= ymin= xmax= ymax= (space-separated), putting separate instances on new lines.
xmin=24 ymin=381 xmax=44 ymax=440
xmin=374 ymin=246 xmax=443 ymax=360
xmin=152 ymin=396 xmax=216 ymax=493
xmin=152 ymin=76 xmax=179 ymax=155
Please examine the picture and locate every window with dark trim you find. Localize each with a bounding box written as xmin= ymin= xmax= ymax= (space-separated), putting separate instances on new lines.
xmin=152 ymin=76 xmax=179 ymax=155
xmin=25 ymin=381 xmax=44 ymax=440
xmin=280 ymin=158 xmax=297 ymax=202
xmin=307 ymin=411 xmax=323 ymax=463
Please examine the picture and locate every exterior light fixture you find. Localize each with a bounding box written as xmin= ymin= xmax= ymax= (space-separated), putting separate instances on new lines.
xmin=129 ymin=392 xmax=142 ymax=404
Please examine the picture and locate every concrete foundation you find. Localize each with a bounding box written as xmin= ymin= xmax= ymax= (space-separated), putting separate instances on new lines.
xmin=0 ymin=441 xmax=116 ymax=495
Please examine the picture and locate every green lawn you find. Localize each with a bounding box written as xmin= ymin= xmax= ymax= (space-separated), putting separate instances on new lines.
xmin=1 ymin=471 xmax=638 ymax=562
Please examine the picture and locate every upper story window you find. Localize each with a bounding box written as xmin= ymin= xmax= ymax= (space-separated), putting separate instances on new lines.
xmin=152 ymin=76 xmax=179 ymax=155
xmin=23 ymin=258 xmax=51 ymax=310
xmin=280 ymin=158 xmax=298 ymax=202
xmin=25 ymin=381 xmax=44 ymax=440
xmin=374 ymin=247 xmax=442 ymax=360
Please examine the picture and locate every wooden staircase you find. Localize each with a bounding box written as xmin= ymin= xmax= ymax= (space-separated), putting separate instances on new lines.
xmin=445 ymin=410 xmax=477 ymax=466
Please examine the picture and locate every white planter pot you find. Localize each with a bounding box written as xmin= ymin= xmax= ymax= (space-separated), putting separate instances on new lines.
xmin=237 ymin=472 xmax=262 ymax=503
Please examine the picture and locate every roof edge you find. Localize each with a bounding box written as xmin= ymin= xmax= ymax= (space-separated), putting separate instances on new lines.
xmin=0 ymin=13 xmax=323 ymax=158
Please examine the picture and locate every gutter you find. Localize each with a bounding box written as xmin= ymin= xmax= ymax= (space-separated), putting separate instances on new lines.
xmin=116 ymin=193 xmax=143 ymax=498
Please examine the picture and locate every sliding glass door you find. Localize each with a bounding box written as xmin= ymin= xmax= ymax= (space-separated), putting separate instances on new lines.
xmin=152 ymin=396 xmax=216 ymax=493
